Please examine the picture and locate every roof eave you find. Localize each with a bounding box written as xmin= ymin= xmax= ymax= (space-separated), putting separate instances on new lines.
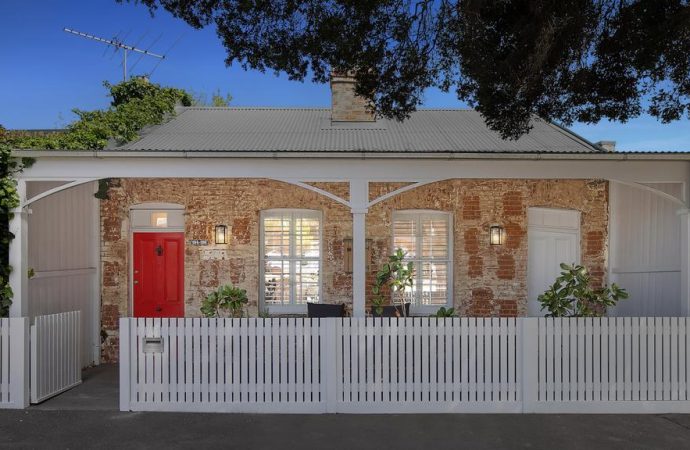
xmin=11 ymin=149 xmax=690 ymax=161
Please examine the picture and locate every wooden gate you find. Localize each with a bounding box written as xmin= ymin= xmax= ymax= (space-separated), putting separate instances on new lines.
xmin=30 ymin=311 xmax=82 ymax=404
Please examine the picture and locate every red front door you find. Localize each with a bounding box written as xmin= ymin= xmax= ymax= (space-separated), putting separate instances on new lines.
xmin=133 ymin=232 xmax=185 ymax=318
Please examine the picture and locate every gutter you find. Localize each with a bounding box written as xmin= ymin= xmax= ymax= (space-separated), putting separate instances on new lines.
xmin=11 ymin=149 xmax=690 ymax=161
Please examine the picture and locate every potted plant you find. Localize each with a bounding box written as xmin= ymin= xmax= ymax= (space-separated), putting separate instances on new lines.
xmin=201 ymin=283 xmax=249 ymax=318
xmin=371 ymin=248 xmax=414 ymax=317
xmin=538 ymin=263 xmax=628 ymax=317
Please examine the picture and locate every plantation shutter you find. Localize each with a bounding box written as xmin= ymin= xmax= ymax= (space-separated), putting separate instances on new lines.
xmin=262 ymin=210 xmax=321 ymax=308
xmin=393 ymin=211 xmax=452 ymax=307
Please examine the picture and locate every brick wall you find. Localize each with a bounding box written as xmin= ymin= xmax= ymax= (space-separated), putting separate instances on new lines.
xmin=100 ymin=178 xmax=607 ymax=362
xmin=100 ymin=178 xmax=351 ymax=362
xmin=366 ymin=179 xmax=608 ymax=317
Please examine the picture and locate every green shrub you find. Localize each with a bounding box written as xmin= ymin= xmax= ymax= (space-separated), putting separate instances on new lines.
xmin=371 ymin=248 xmax=414 ymax=316
xmin=433 ymin=306 xmax=457 ymax=318
xmin=538 ymin=263 xmax=628 ymax=317
xmin=201 ymin=284 xmax=248 ymax=318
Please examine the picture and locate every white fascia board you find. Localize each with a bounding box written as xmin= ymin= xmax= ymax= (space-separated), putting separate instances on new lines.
xmin=15 ymin=155 xmax=690 ymax=187
xmin=12 ymin=149 xmax=690 ymax=161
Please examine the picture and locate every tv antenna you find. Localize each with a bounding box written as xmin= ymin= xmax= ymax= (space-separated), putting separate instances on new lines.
xmin=63 ymin=27 xmax=166 ymax=81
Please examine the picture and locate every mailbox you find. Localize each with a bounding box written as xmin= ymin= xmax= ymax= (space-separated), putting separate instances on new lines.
xmin=142 ymin=337 xmax=164 ymax=353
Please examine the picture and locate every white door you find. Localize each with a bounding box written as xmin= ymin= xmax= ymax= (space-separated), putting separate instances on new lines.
xmin=527 ymin=208 xmax=580 ymax=316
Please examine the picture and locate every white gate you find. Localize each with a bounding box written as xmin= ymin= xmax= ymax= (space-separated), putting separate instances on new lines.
xmin=30 ymin=311 xmax=82 ymax=404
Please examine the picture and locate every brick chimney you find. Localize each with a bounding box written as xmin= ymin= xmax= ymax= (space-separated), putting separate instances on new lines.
xmin=595 ymin=140 xmax=616 ymax=152
xmin=330 ymin=72 xmax=375 ymax=122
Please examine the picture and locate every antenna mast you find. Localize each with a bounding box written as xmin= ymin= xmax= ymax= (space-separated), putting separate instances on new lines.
xmin=63 ymin=27 xmax=165 ymax=81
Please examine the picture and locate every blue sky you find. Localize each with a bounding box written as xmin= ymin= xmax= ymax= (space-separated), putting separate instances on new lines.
xmin=1 ymin=0 xmax=688 ymax=151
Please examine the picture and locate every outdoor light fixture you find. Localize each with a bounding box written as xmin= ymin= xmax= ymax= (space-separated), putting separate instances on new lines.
xmin=490 ymin=225 xmax=506 ymax=246
xmin=344 ymin=238 xmax=374 ymax=273
xmin=215 ymin=225 xmax=228 ymax=245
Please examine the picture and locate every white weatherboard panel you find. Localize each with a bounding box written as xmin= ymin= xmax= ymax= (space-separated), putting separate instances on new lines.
xmin=27 ymin=182 xmax=98 ymax=367
xmin=610 ymin=182 xmax=682 ymax=316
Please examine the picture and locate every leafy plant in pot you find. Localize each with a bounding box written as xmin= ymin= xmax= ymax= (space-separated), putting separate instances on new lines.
xmin=538 ymin=263 xmax=628 ymax=317
xmin=201 ymin=283 xmax=249 ymax=318
xmin=371 ymin=248 xmax=414 ymax=317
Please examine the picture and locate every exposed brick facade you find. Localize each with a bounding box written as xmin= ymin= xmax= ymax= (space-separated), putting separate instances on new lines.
xmin=366 ymin=179 xmax=609 ymax=317
xmin=100 ymin=178 xmax=608 ymax=362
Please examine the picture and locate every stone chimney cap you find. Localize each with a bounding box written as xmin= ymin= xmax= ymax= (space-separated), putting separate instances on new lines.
xmin=595 ymin=140 xmax=616 ymax=152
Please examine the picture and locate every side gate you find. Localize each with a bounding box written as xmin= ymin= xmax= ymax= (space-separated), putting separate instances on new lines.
xmin=30 ymin=311 xmax=82 ymax=404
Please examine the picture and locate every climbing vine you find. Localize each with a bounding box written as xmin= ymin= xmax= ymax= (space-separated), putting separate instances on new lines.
xmin=0 ymin=77 xmax=194 ymax=316
xmin=0 ymin=136 xmax=31 ymax=316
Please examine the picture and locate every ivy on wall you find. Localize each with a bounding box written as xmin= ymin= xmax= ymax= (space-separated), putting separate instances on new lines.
xmin=0 ymin=77 xmax=193 ymax=316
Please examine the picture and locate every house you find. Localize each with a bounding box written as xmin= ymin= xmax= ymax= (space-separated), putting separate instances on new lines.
xmin=9 ymin=74 xmax=690 ymax=372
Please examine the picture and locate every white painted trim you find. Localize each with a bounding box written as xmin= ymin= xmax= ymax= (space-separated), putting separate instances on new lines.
xmin=391 ymin=210 xmax=454 ymax=311
xmin=350 ymin=180 xmax=369 ymax=317
xmin=611 ymin=266 xmax=681 ymax=274
xmin=259 ymin=209 xmax=323 ymax=313
xmin=129 ymin=202 xmax=185 ymax=210
xmin=368 ymin=181 xmax=442 ymax=208
xmin=612 ymin=179 xmax=687 ymax=207
xmin=24 ymin=178 xmax=99 ymax=207
xmin=8 ymin=180 xmax=28 ymax=318
xmin=17 ymin=158 xmax=690 ymax=185
xmin=14 ymin=149 xmax=690 ymax=161
xmin=31 ymin=268 xmax=97 ymax=279
xmin=92 ymin=182 xmax=101 ymax=365
xmin=275 ymin=180 xmax=350 ymax=208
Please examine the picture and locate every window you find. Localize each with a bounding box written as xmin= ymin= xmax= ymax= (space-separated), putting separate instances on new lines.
xmin=261 ymin=210 xmax=321 ymax=310
xmin=392 ymin=211 xmax=452 ymax=308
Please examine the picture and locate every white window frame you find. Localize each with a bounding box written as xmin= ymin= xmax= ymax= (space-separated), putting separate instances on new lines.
xmin=391 ymin=210 xmax=453 ymax=315
xmin=259 ymin=209 xmax=323 ymax=314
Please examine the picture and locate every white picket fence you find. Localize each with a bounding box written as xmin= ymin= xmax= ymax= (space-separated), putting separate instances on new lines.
xmin=120 ymin=317 xmax=690 ymax=414
xmin=0 ymin=317 xmax=30 ymax=409
xmin=527 ymin=317 xmax=690 ymax=413
xmin=30 ymin=311 xmax=82 ymax=404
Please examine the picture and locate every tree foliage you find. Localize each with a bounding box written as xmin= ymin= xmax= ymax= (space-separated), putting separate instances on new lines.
xmin=125 ymin=0 xmax=690 ymax=139
xmin=0 ymin=133 xmax=32 ymax=316
xmin=189 ymin=88 xmax=233 ymax=107
xmin=4 ymin=77 xmax=192 ymax=150
xmin=0 ymin=78 xmax=192 ymax=316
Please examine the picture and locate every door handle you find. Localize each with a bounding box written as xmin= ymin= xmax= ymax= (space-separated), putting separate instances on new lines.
xmin=155 ymin=306 xmax=162 ymax=312
xmin=155 ymin=245 xmax=163 ymax=256
xmin=133 ymin=280 xmax=139 ymax=284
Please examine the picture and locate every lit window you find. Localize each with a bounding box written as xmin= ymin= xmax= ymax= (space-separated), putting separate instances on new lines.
xmin=392 ymin=211 xmax=452 ymax=308
xmin=150 ymin=212 xmax=168 ymax=227
xmin=261 ymin=210 xmax=321 ymax=310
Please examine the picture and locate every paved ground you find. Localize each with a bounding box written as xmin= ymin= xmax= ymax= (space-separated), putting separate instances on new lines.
xmin=1 ymin=365 xmax=690 ymax=449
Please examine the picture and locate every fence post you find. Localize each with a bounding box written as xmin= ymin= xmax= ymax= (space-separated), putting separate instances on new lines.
xmin=119 ymin=318 xmax=131 ymax=412
xmin=320 ymin=318 xmax=338 ymax=413
xmin=9 ymin=317 xmax=30 ymax=408
xmin=520 ymin=318 xmax=539 ymax=413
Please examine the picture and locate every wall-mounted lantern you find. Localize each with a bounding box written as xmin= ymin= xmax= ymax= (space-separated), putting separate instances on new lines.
xmin=215 ymin=224 xmax=228 ymax=245
xmin=344 ymin=238 xmax=373 ymax=273
xmin=490 ymin=225 xmax=506 ymax=246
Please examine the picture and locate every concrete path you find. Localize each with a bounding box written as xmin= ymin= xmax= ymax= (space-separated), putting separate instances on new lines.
xmin=1 ymin=365 xmax=689 ymax=449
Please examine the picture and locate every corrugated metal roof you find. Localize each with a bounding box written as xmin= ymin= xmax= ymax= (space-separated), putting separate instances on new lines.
xmin=113 ymin=107 xmax=602 ymax=153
